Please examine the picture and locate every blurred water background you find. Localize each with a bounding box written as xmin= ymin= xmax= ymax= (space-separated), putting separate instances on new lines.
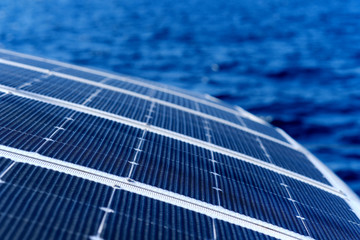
xmin=0 ymin=0 xmax=359 ymax=195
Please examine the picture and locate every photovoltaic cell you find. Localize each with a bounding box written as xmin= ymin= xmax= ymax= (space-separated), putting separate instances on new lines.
xmin=219 ymin=175 xmax=309 ymax=235
xmin=208 ymin=120 xmax=268 ymax=160
xmin=260 ymin=137 xmax=330 ymax=184
xmin=152 ymin=90 xmax=198 ymax=110
xmin=0 ymin=63 xmax=44 ymax=88
xmin=283 ymin=177 xmax=360 ymax=223
xmin=298 ymin=204 xmax=360 ymax=240
xmin=197 ymin=103 xmax=241 ymax=124
xmin=0 ymin=95 xmax=74 ymax=152
xmin=152 ymin=104 xmax=207 ymax=140
xmin=0 ymin=160 xmax=110 ymax=240
xmin=86 ymin=89 xmax=152 ymax=122
xmin=0 ymin=157 xmax=13 ymax=172
xmin=23 ymin=76 xmax=99 ymax=104
xmin=240 ymin=117 xmax=289 ymax=143
xmin=40 ymin=113 xmax=143 ymax=176
xmin=132 ymin=132 xmax=217 ymax=204
xmin=105 ymin=79 xmax=150 ymax=95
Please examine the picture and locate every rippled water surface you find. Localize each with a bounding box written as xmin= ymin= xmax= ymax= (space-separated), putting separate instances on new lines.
xmin=0 ymin=0 xmax=359 ymax=195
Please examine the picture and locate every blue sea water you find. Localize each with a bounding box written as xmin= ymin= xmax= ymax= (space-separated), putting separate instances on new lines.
xmin=0 ymin=0 xmax=359 ymax=195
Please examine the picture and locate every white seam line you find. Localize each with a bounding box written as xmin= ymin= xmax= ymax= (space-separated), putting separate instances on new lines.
xmin=0 ymin=49 xmax=243 ymax=116
xmin=90 ymin=187 xmax=118 ymax=240
xmin=35 ymin=89 xmax=102 ymax=153
xmin=283 ymin=186 xmax=312 ymax=236
xmin=127 ymin=94 xmax=156 ymax=179
xmin=81 ymin=89 xmax=102 ymax=106
xmin=0 ymin=58 xmax=293 ymax=149
xmin=0 ymin=146 xmax=313 ymax=240
xmin=263 ymin=114 xmax=360 ymax=222
xmin=0 ymin=92 xmax=8 ymax=98
xmin=0 ymin=161 xmax=16 ymax=182
xmin=16 ymin=73 xmax=49 ymax=90
xmin=0 ymin=84 xmax=344 ymax=198
xmin=35 ymin=113 xmax=75 ymax=153
xmin=196 ymin=102 xmax=220 ymax=240
xmin=278 ymin=127 xmax=360 ymax=220
xmin=254 ymin=134 xmax=312 ymax=238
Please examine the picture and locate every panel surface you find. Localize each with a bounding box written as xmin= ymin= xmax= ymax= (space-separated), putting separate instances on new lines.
xmin=0 ymin=51 xmax=359 ymax=240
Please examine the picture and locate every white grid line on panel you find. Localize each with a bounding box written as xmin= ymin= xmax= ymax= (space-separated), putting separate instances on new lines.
xmin=255 ymin=136 xmax=312 ymax=238
xmin=0 ymin=84 xmax=344 ymax=199
xmin=0 ymin=58 xmax=291 ymax=149
xmin=195 ymin=102 xmax=221 ymax=240
xmin=277 ymin=128 xmax=360 ymax=220
xmin=90 ymin=187 xmax=118 ymax=240
xmin=0 ymin=145 xmax=313 ymax=240
xmin=35 ymin=89 xmax=102 ymax=153
xmin=0 ymin=161 xmax=16 ymax=183
xmin=127 ymin=90 xmax=156 ymax=179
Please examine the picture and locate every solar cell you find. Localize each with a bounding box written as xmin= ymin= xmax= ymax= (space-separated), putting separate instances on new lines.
xmin=86 ymin=89 xmax=152 ymax=122
xmin=0 ymin=49 xmax=359 ymax=239
xmin=0 ymin=161 xmax=111 ymax=240
xmin=0 ymin=63 xmax=44 ymax=88
xmin=152 ymin=90 xmax=198 ymax=110
xmin=197 ymin=103 xmax=243 ymax=124
xmin=23 ymin=76 xmax=99 ymax=104
xmin=240 ymin=117 xmax=289 ymax=143
xmin=105 ymin=79 xmax=150 ymax=95
xmin=260 ymin=137 xmax=330 ymax=184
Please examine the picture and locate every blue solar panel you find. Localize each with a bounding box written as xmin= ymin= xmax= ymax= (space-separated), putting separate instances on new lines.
xmin=283 ymin=177 xmax=360 ymax=223
xmin=0 ymin=64 xmax=44 ymax=88
xmin=152 ymin=90 xmax=198 ymax=109
xmin=0 ymin=50 xmax=360 ymax=239
xmin=86 ymin=89 xmax=152 ymax=122
xmin=0 ymin=90 xmax=357 ymax=237
xmin=240 ymin=117 xmax=289 ymax=143
xmin=2 ymin=94 xmax=357 ymax=237
xmin=105 ymin=79 xmax=150 ymax=95
xmin=197 ymin=103 xmax=242 ymax=124
xmin=0 ymin=161 xmax=110 ymax=240
xmin=153 ymin=105 xmax=207 ymax=140
xmin=23 ymin=76 xmax=99 ymax=104
xmin=260 ymin=137 xmax=330 ymax=184
xmin=297 ymin=204 xmax=360 ymax=240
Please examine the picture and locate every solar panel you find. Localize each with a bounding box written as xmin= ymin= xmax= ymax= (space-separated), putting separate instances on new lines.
xmin=0 ymin=49 xmax=359 ymax=239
